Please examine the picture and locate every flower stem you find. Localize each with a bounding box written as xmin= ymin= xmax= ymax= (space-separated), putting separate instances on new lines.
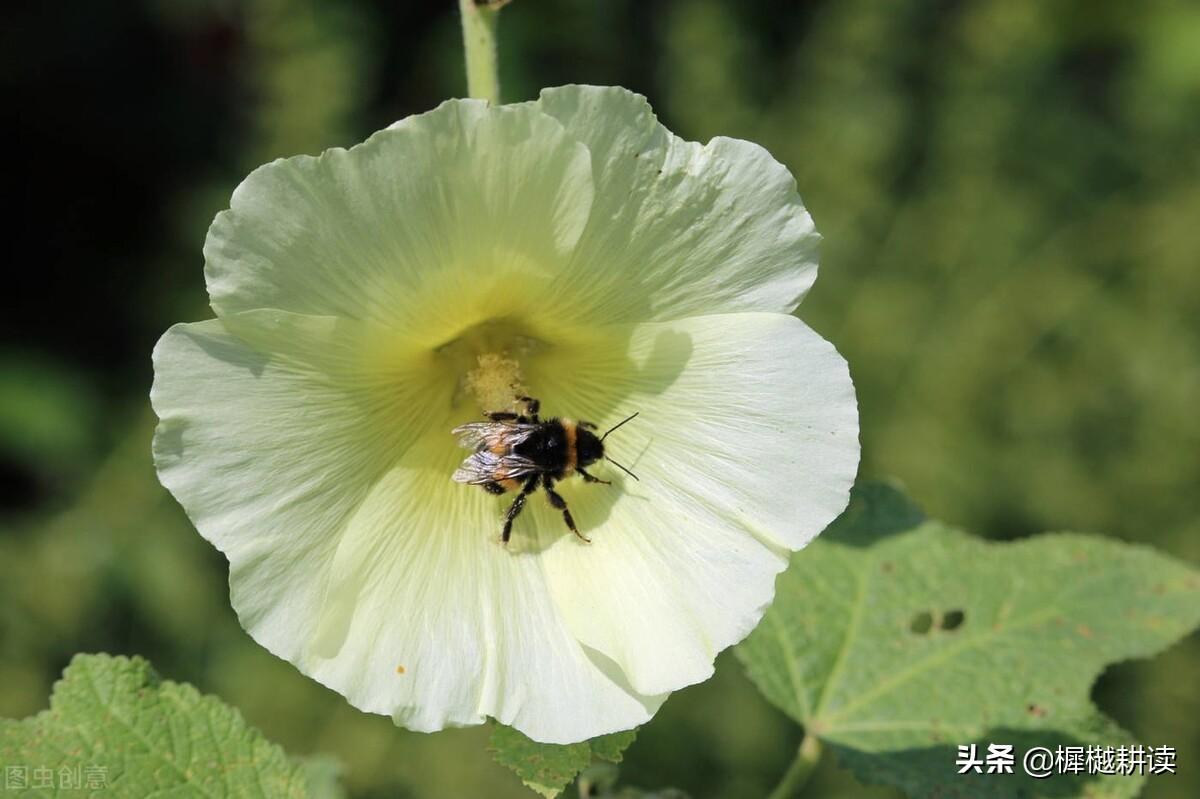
xmin=458 ymin=0 xmax=504 ymax=103
xmin=766 ymin=734 xmax=822 ymax=799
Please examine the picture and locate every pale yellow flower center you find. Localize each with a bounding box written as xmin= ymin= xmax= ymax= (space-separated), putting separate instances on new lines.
xmin=433 ymin=318 xmax=547 ymax=413
xmin=465 ymin=353 xmax=527 ymax=412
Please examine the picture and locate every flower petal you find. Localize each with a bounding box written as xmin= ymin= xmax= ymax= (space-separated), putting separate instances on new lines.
xmin=305 ymin=427 xmax=663 ymax=743
xmin=204 ymin=99 xmax=594 ymax=344
xmin=523 ymin=312 xmax=859 ymax=695
xmin=151 ymin=311 xmax=663 ymax=743
xmin=536 ymin=85 xmax=820 ymax=322
xmin=151 ymin=312 xmax=430 ymax=670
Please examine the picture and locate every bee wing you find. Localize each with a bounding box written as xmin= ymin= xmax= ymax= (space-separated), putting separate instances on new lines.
xmin=451 ymin=422 xmax=496 ymax=450
xmin=452 ymin=449 xmax=542 ymax=484
xmin=451 ymin=421 xmax=538 ymax=450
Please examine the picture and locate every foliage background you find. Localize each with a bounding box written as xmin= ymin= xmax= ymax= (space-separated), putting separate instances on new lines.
xmin=2 ymin=0 xmax=1197 ymax=796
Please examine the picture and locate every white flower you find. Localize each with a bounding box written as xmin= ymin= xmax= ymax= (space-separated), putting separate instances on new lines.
xmin=151 ymin=85 xmax=859 ymax=744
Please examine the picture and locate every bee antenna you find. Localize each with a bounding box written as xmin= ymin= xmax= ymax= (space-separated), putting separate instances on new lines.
xmin=600 ymin=412 xmax=639 ymax=441
xmin=605 ymin=456 xmax=640 ymax=481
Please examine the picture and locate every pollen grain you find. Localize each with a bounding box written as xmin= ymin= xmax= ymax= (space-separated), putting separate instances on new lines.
xmin=465 ymin=353 xmax=527 ymax=412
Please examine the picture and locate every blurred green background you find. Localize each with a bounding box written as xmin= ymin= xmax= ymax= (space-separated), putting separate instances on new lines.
xmin=2 ymin=0 xmax=1198 ymax=797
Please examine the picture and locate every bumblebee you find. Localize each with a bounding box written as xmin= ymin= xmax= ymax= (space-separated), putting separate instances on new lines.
xmin=452 ymin=396 xmax=639 ymax=543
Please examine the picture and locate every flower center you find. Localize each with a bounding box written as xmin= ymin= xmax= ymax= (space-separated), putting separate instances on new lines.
xmin=465 ymin=353 xmax=526 ymax=412
xmin=434 ymin=318 xmax=549 ymax=413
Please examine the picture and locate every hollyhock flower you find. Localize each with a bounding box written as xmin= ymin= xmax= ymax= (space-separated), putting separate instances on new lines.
xmin=151 ymin=85 xmax=859 ymax=744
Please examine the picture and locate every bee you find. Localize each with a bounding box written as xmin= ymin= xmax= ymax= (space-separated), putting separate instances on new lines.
xmin=452 ymin=396 xmax=639 ymax=543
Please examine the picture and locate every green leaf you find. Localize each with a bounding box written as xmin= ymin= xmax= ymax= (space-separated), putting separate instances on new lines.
xmin=589 ymin=730 xmax=638 ymax=764
xmin=489 ymin=725 xmax=638 ymax=798
xmin=0 ymin=653 xmax=341 ymax=798
xmin=737 ymin=482 xmax=1200 ymax=799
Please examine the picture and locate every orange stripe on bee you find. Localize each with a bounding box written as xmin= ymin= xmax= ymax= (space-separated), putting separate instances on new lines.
xmin=499 ymin=478 xmax=520 ymax=492
xmin=563 ymin=419 xmax=577 ymax=473
xmin=487 ymin=428 xmax=512 ymax=456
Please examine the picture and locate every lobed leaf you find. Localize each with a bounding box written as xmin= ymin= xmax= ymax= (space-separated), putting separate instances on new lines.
xmin=489 ymin=725 xmax=638 ymax=798
xmin=736 ymin=482 xmax=1200 ymax=798
xmin=0 ymin=653 xmax=340 ymax=798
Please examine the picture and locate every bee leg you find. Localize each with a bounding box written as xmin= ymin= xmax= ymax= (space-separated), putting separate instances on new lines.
xmin=501 ymin=475 xmax=540 ymax=544
xmin=542 ymin=475 xmax=590 ymax=543
xmin=576 ymin=467 xmax=610 ymax=485
xmin=516 ymin=395 xmax=540 ymax=423
xmin=486 ymin=411 xmax=529 ymax=424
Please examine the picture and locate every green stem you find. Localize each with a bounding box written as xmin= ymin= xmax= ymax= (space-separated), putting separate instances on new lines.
xmin=766 ymin=734 xmax=821 ymax=799
xmin=458 ymin=0 xmax=503 ymax=103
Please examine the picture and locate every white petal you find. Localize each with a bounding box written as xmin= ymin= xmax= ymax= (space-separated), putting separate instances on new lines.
xmin=523 ymin=312 xmax=859 ymax=695
xmin=305 ymin=429 xmax=663 ymax=743
xmin=537 ymin=85 xmax=820 ymax=321
xmin=204 ymin=100 xmax=594 ymax=343
xmin=206 ymin=87 xmax=817 ymax=333
xmin=151 ymin=311 xmax=663 ymax=743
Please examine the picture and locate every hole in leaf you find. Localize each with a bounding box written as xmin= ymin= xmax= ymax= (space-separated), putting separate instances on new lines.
xmin=941 ymin=609 xmax=965 ymax=631
xmin=909 ymin=611 xmax=933 ymax=634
